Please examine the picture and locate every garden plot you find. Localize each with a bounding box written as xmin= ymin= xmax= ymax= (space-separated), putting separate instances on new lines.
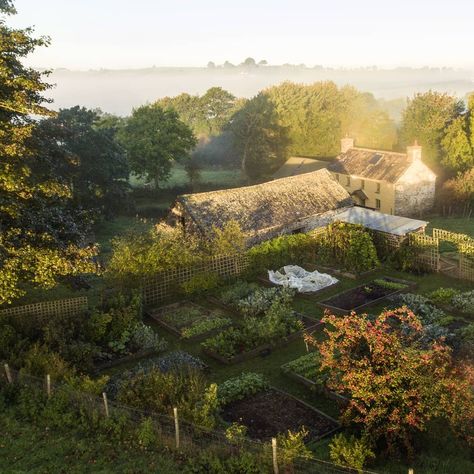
xmin=202 ymin=284 xmax=320 ymax=364
xmin=219 ymin=373 xmax=339 ymax=441
xmin=281 ymin=353 xmax=349 ymax=405
xmin=319 ymin=276 xmax=415 ymax=315
xmin=106 ymin=351 xmax=208 ymax=397
xmin=147 ymin=302 xmax=232 ymax=341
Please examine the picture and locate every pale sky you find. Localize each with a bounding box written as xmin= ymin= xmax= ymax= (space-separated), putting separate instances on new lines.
xmin=8 ymin=0 xmax=474 ymax=70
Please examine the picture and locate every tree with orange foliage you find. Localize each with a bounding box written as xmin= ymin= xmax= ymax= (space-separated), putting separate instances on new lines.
xmin=306 ymin=307 xmax=474 ymax=458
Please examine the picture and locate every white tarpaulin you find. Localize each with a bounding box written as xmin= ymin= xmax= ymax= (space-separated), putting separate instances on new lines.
xmin=268 ymin=265 xmax=338 ymax=293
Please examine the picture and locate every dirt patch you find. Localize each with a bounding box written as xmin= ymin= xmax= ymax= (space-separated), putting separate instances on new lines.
xmin=221 ymin=389 xmax=338 ymax=441
xmin=322 ymin=283 xmax=389 ymax=310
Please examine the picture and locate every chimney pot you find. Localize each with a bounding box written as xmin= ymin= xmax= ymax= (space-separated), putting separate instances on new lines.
xmin=341 ymin=137 xmax=354 ymax=154
xmin=407 ymin=141 xmax=422 ymax=162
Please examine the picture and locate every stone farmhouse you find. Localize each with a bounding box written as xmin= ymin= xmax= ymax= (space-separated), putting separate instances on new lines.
xmin=274 ymin=138 xmax=437 ymax=217
xmin=327 ymin=138 xmax=437 ymax=216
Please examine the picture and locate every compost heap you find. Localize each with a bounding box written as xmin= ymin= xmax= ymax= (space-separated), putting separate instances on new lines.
xmin=268 ymin=265 xmax=338 ymax=293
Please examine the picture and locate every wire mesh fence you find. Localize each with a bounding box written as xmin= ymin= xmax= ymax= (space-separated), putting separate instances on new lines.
xmin=1 ymin=365 xmax=382 ymax=474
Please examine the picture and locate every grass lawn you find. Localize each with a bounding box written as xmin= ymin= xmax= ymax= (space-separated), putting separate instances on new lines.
xmin=0 ymin=413 xmax=181 ymax=474
xmin=130 ymin=164 xmax=244 ymax=190
xmin=426 ymin=215 xmax=474 ymax=238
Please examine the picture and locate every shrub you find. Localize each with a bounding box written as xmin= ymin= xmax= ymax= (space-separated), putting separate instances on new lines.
xmin=182 ymin=272 xmax=220 ymax=295
xmin=136 ymin=417 xmax=156 ymax=450
xmin=390 ymin=293 xmax=446 ymax=325
xmin=128 ymin=322 xmax=168 ymax=352
xmin=202 ymin=296 xmax=302 ymax=359
xmin=225 ymin=422 xmax=248 ymax=444
xmin=117 ymin=367 xmax=218 ymax=428
xmin=276 ymin=428 xmax=313 ymax=468
xmin=452 ymin=290 xmax=474 ymax=314
xmin=219 ymin=280 xmax=259 ymax=306
xmin=320 ymin=222 xmax=379 ymax=273
xmin=247 ymin=233 xmax=317 ymax=275
xmin=329 ymin=433 xmax=375 ymax=473
xmin=428 ymin=287 xmax=461 ymax=306
xmin=19 ymin=343 xmax=74 ymax=380
xmin=237 ymin=286 xmax=295 ymax=317
xmin=218 ymin=373 xmax=269 ymax=405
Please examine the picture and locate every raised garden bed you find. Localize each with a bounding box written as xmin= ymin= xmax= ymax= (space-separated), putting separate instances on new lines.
xmin=147 ymin=301 xmax=232 ymax=341
xmin=202 ymin=315 xmax=321 ymax=365
xmin=281 ymin=353 xmax=349 ymax=405
xmin=318 ymin=276 xmax=416 ymax=315
xmin=221 ymin=387 xmax=340 ymax=441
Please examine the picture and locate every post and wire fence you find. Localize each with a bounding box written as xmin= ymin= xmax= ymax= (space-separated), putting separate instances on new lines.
xmin=0 ymin=363 xmax=399 ymax=474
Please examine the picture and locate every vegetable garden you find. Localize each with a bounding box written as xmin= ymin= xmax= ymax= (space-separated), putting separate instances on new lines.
xmin=2 ymin=222 xmax=474 ymax=473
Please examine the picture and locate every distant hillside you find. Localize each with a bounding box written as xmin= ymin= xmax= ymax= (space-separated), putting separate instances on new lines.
xmin=45 ymin=66 xmax=474 ymax=116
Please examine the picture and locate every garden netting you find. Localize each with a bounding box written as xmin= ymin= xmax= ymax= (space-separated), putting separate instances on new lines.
xmin=268 ymin=265 xmax=338 ymax=293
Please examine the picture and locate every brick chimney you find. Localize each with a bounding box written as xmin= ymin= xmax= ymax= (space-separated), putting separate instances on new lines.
xmin=407 ymin=140 xmax=422 ymax=162
xmin=340 ymin=136 xmax=354 ymax=154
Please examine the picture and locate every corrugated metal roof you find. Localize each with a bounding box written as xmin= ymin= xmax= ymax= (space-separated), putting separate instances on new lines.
xmin=332 ymin=207 xmax=428 ymax=236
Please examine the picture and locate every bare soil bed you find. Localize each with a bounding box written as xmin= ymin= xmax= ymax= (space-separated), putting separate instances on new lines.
xmin=319 ymin=277 xmax=414 ymax=314
xmin=221 ymin=388 xmax=339 ymax=441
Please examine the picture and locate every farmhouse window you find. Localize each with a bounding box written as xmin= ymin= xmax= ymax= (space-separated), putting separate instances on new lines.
xmin=346 ymin=176 xmax=351 ymax=186
xmin=361 ymin=179 xmax=365 ymax=189
xmin=376 ymin=199 xmax=381 ymax=209
xmin=375 ymin=182 xmax=381 ymax=193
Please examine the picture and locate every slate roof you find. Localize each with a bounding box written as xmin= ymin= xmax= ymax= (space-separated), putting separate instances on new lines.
xmin=175 ymin=169 xmax=353 ymax=238
xmin=328 ymin=147 xmax=414 ymax=183
xmin=272 ymin=156 xmax=330 ymax=179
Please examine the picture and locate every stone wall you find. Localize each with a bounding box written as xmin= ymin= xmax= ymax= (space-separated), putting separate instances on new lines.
xmin=394 ymin=160 xmax=436 ymax=216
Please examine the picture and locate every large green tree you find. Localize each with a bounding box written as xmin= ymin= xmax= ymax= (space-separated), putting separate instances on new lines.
xmin=119 ymin=105 xmax=196 ymax=189
xmin=38 ymin=106 xmax=130 ymax=217
xmin=229 ymin=93 xmax=289 ymax=180
xmin=263 ymin=81 xmax=396 ymax=157
xmin=399 ymin=91 xmax=465 ymax=174
xmin=0 ymin=1 xmax=97 ymax=304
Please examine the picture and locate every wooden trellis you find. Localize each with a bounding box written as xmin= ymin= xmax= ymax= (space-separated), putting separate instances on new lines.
xmin=142 ymin=254 xmax=250 ymax=308
xmin=0 ymin=296 xmax=88 ymax=321
xmin=408 ymin=233 xmax=440 ymax=271
xmin=459 ymin=243 xmax=474 ymax=282
xmin=432 ymin=228 xmax=474 ymax=246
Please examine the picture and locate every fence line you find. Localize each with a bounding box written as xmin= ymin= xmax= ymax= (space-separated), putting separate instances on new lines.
xmin=408 ymin=233 xmax=440 ymax=272
xmin=1 ymin=366 xmax=381 ymax=474
xmin=0 ymin=296 xmax=88 ymax=321
xmin=142 ymin=253 xmax=250 ymax=307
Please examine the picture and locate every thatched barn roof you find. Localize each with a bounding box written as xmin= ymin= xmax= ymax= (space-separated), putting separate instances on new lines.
xmin=328 ymin=148 xmax=414 ymax=183
xmin=173 ymin=169 xmax=353 ymax=241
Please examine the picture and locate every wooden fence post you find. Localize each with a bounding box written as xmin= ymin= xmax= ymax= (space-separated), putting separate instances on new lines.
xmin=102 ymin=392 xmax=109 ymax=418
xmin=4 ymin=363 xmax=12 ymax=384
xmin=272 ymin=437 xmax=279 ymax=474
xmin=173 ymin=407 xmax=180 ymax=449
xmin=46 ymin=374 xmax=51 ymax=398
xmin=408 ymin=469 xmax=414 ymax=474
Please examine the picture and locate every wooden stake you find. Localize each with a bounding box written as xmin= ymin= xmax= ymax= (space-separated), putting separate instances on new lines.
xmin=173 ymin=407 xmax=180 ymax=449
xmin=102 ymin=392 xmax=109 ymax=417
xmin=408 ymin=469 xmax=414 ymax=474
xmin=46 ymin=374 xmax=51 ymax=398
xmin=272 ymin=437 xmax=279 ymax=474
xmin=4 ymin=363 xmax=12 ymax=384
